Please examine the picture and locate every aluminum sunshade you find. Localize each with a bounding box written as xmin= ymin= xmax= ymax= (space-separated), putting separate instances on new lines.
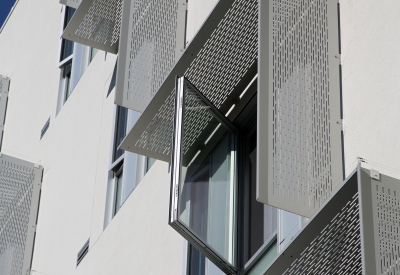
xmin=62 ymin=0 xmax=123 ymax=53
xmin=119 ymin=0 xmax=258 ymax=162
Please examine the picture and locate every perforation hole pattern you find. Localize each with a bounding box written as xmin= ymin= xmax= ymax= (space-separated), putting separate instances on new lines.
xmin=134 ymin=0 xmax=258 ymax=156
xmin=376 ymin=185 xmax=400 ymax=274
xmin=271 ymin=0 xmax=333 ymax=214
xmin=282 ymin=193 xmax=362 ymax=275
xmin=125 ymin=0 xmax=181 ymax=106
xmin=75 ymin=0 xmax=122 ymax=47
xmin=0 ymin=160 xmax=37 ymax=275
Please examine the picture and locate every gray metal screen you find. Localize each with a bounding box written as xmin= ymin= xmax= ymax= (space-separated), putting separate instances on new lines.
xmin=0 ymin=75 xmax=10 ymax=150
xmin=263 ymin=169 xmax=362 ymax=275
xmin=258 ymin=0 xmax=343 ymax=218
xmin=59 ymin=0 xmax=82 ymax=9
xmin=358 ymin=167 xmax=400 ymax=275
xmin=119 ymin=0 xmax=258 ymax=161
xmin=114 ymin=0 xmax=186 ymax=112
xmin=0 ymin=154 xmax=42 ymax=275
xmin=262 ymin=166 xmax=400 ymax=275
xmin=62 ymin=0 xmax=123 ymax=53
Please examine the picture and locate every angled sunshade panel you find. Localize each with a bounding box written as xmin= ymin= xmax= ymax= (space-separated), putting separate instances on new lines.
xmin=62 ymin=0 xmax=123 ymax=53
xmin=119 ymin=0 xmax=259 ymax=161
xmin=0 ymin=75 xmax=10 ymax=150
xmin=0 ymin=154 xmax=42 ymax=275
xmin=263 ymin=166 xmax=400 ymax=275
xmin=257 ymin=0 xmax=343 ymax=217
xmin=59 ymin=0 xmax=82 ymax=9
xmin=114 ymin=0 xmax=186 ymax=112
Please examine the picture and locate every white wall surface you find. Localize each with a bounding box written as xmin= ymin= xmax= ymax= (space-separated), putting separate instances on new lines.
xmin=341 ymin=0 xmax=400 ymax=179
xmin=186 ymin=0 xmax=219 ymax=43
xmin=0 ymin=1 xmax=184 ymax=275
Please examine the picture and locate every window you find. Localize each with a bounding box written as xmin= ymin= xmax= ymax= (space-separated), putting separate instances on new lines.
xmin=113 ymin=166 xmax=123 ymax=216
xmin=60 ymin=6 xmax=75 ymax=61
xmin=113 ymin=106 xmax=128 ymax=162
xmin=89 ymin=47 xmax=99 ymax=63
xmin=57 ymin=6 xmax=76 ymax=111
xmin=61 ymin=62 xmax=72 ymax=101
xmin=57 ymin=6 xmax=99 ymax=113
xmin=171 ymin=77 xmax=279 ymax=275
xmin=170 ymin=77 xmax=238 ymax=274
xmin=145 ymin=157 xmax=156 ymax=173
xmin=104 ymin=106 xmax=146 ymax=224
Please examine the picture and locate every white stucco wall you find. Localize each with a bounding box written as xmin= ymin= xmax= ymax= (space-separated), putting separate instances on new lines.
xmin=0 ymin=1 xmax=184 ymax=275
xmin=341 ymin=0 xmax=400 ymax=179
xmin=186 ymin=0 xmax=219 ymax=43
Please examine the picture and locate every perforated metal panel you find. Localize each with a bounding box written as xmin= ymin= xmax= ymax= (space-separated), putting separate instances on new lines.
xmin=358 ymin=167 xmax=400 ymax=275
xmin=0 ymin=75 xmax=10 ymax=151
xmin=262 ymin=170 xmax=362 ymax=275
xmin=261 ymin=166 xmax=400 ymax=275
xmin=258 ymin=0 xmax=343 ymax=218
xmin=120 ymin=0 xmax=258 ymax=162
xmin=0 ymin=154 xmax=42 ymax=275
xmin=62 ymin=0 xmax=123 ymax=53
xmin=59 ymin=0 xmax=82 ymax=9
xmin=114 ymin=0 xmax=186 ymax=112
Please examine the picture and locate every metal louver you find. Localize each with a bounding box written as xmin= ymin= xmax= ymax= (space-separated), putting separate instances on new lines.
xmin=257 ymin=0 xmax=343 ymax=218
xmin=114 ymin=0 xmax=186 ymax=112
xmin=62 ymin=0 xmax=123 ymax=53
xmin=119 ymin=0 xmax=258 ymax=162
xmin=59 ymin=0 xmax=82 ymax=9
xmin=0 ymin=154 xmax=42 ymax=275
xmin=262 ymin=166 xmax=400 ymax=275
xmin=0 ymin=75 xmax=10 ymax=150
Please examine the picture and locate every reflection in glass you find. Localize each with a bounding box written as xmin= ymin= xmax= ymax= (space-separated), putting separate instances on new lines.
xmin=177 ymin=83 xmax=236 ymax=266
xmin=245 ymin=132 xmax=277 ymax=262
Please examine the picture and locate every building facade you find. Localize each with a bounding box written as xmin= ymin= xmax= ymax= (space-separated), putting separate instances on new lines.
xmin=0 ymin=0 xmax=399 ymax=274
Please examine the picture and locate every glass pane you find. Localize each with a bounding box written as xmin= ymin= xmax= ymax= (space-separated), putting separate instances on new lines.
xmin=178 ymin=81 xmax=236 ymax=266
xmin=60 ymin=7 xmax=76 ymax=61
xmin=90 ymin=47 xmax=99 ymax=62
xmin=113 ymin=106 xmax=128 ymax=161
xmin=247 ymin=242 xmax=277 ymax=275
xmin=188 ymin=244 xmax=224 ymax=275
xmin=146 ymin=157 xmax=156 ymax=172
xmin=63 ymin=62 xmax=73 ymax=102
xmin=114 ymin=172 xmax=123 ymax=215
xmin=245 ymin=132 xmax=277 ymax=262
xmin=64 ymin=7 xmax=76 ymax=28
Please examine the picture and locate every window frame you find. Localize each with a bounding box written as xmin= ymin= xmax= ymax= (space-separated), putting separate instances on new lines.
xmin=169 ymin=76 xmax=239 ymax=275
